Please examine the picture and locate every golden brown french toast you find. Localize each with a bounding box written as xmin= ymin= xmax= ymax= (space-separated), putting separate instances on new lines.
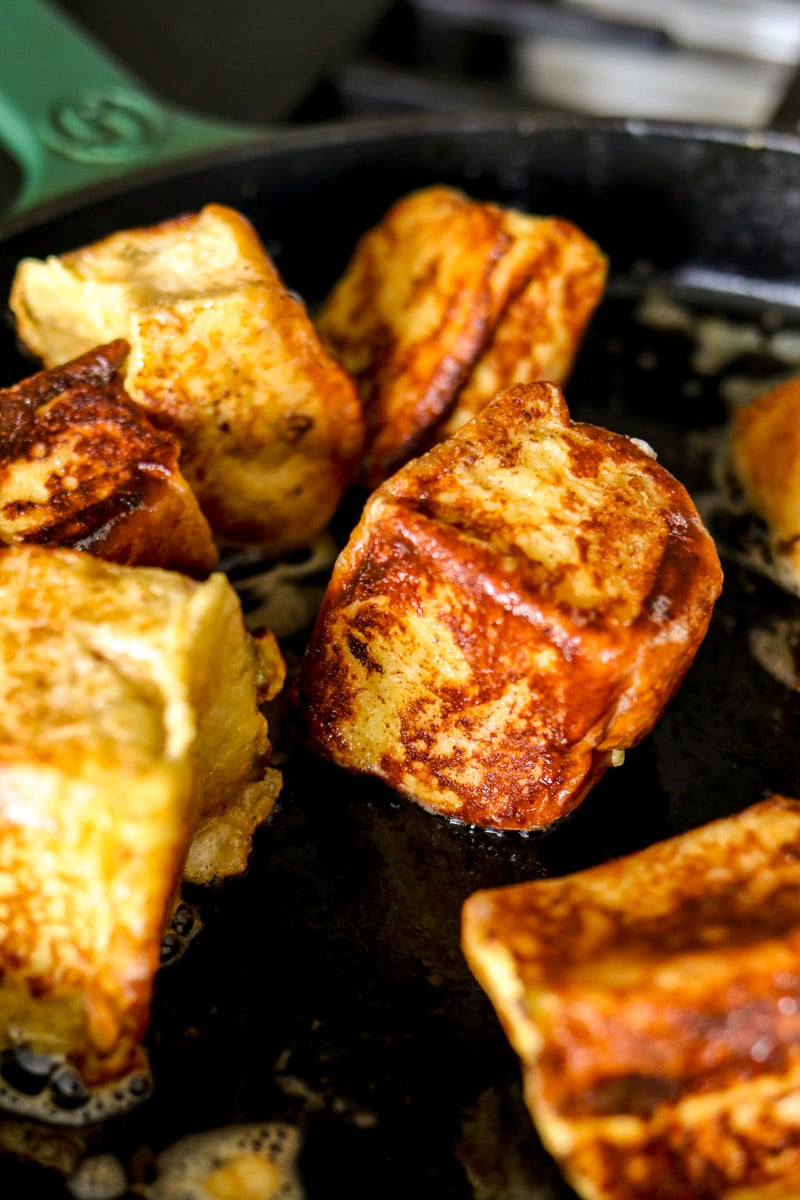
xmin=9 ymin=203 xmax=365 ymax=555
xmin=461 ymin=796 xmax=800 ymax=1200
xmin=317 ymin=185 xmax=607 ymax=486
xmin=0 ymin=544 xmax=284 ymax=1086
xmin=0 ymin=340 xmax=217 ymax=576
xmin=295 ymin=381 xmax=722 ymax=830
xmin=731 ymin=375 xmax=800 ymax=593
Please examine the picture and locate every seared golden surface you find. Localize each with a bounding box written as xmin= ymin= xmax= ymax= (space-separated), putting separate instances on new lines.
xmin=10 ymin=204 xmax=365 ymax=554
xmin=732 ymin=376 xmax=800 ymax=593
xmin=0 ymin=341 xmax=216 ymax=576
xmin=461 ymin=796 xmax=800 ymax=1200
xmin=317 ymin=185 xmax=607 ymax=486
xmin=0 ymin=545 xmax=284 ymax=1084
xmin=296 ymin=382 xmax=722 ymax=830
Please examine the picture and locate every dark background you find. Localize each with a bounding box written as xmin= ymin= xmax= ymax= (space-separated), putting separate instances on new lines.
xmin=51 ymin=0 xmax=395 ymax=126
xmin=30 ymin=2 xmax=800 ymax=150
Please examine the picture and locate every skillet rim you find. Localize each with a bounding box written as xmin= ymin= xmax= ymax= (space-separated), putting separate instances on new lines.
xmin=3 ymin=108 xmax=800 ymax=239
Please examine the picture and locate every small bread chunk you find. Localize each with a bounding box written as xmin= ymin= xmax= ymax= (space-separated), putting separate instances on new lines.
xmin=732 ymin=375 xmax=800 ymax=593
xmin=317 ymin=185 xmax=607 ymax=487
xmin=0 ymin=544 xmax=285 ymax=1085
xmin=10 ymin=204 xmax=365 ymax=554
xmin=295 ymin=382 xmax=722 ymax=830
xmin=461 ymin=796 xmax=800 ymax=1200
xmin=0 ymin=340 xmax=217 ymax=576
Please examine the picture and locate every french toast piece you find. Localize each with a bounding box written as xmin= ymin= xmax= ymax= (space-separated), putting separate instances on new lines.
xmin=0 ymin=340 xmax=217 ymax=576
xmin=461 ymin=796 xmax=800 ymax=1200
xmin=731 ymin=376 xmax=800 ymax=593
xmin=0 ymin=544 xmax=284 ymax=1085
xmin=295 ymin=381 xmax=722 ymax=830
xmin=317 ymin=185 xmax=607 ymax=486
xmin=9 ymin=203 xmax=365 ymax=554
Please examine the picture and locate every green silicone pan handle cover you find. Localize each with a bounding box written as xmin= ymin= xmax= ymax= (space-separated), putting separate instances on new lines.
xmin=0 ymin=0 xmax=262 ymax=218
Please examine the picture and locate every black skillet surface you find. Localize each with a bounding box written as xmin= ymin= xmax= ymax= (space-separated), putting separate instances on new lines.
xmin=2 ymin=113 xmax=800 ymax=1197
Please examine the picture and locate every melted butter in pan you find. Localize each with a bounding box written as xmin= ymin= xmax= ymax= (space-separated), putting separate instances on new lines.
xmin=0 ymin=1050 xmax=153 ymax=1128
xmin=634 ymin=287 xmax=800 ymax=694
xmin=0 ymin=1120 xmax=303 ymax=1199
xmin=144 ymin=1123 xmax=302 ymax=1200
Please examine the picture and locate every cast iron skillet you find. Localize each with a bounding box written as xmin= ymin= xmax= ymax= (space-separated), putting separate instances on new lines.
xmin=4 ymin=7 xmax=800 ymax=1199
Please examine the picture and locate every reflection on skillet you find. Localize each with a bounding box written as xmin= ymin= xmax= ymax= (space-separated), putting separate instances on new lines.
xmin=2 ymin=197 xmax=800 ymax=1198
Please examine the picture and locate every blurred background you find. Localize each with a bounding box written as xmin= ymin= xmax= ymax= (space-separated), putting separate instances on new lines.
xmin=51 ymin=0 xmax=800 ymax=131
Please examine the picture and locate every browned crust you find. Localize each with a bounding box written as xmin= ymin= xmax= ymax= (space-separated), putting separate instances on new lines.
xmin=732 ymin=375 xmax=800 ymax=588
xmin=318 ymin=186 xmax=607 ymax=487
xmin=10 ymin=204 xmax=366 ymax=554
xmin=434 ymin=215 xmax=609 ymax=442
xmin=0 ymin=544 xmax=283 ymax=1085
xmin=296 ymin=382 xmax=722 ymax=830
xmin=0 ymin=341 xmax=217 ymax=576
xmin=319 ymin=187 xmax=508 ymax=486
xmin=461 ymin=796 xmax=800 ymax=1199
